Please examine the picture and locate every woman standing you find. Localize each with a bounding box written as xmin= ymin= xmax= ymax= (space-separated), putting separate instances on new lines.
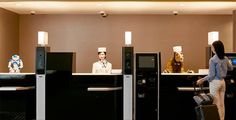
xmin=197 ymin=40 xmax=233 ymax=120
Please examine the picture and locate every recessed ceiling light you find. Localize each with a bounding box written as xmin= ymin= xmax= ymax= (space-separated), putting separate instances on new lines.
xmin=179 ymin=3 xmax=185 ymax=6
xmin=30 ymin=10 xmax=36 ymax=15
xmin=97 ymin=3 xmax=103 ymax=6
xmin=15 ymin=3 xmax=23 ymax=6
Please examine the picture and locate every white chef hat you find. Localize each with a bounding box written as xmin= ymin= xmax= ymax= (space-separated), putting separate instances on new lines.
xmin=173 ymin=46 xmax=182 ymax=53
xmin=98 ymin=47 xmax=106 ymax=53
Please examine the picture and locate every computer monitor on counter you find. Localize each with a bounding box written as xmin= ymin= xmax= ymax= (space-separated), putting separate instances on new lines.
xmin=225 ymin=53 xmax=236 ymax=68
xmin=136 ymin=53 xmax=158 ymax=70
xmin=231 ymin=57 xmax=236 ymax=67
xmin=46 ymin=52 xmax=76 ymax=73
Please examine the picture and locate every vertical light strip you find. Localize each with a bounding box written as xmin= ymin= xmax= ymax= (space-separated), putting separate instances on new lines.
xmin=38 ymin=31 xmax=48 ymax=46
xmin=125 ymin=31 xmax=132 ymax=46
xmin=208 ymin=31 xmax=219 ymax=45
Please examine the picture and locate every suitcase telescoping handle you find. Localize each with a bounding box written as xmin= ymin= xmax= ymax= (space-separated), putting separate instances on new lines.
xmin=193 ymin=82 xmax=204 ymax=94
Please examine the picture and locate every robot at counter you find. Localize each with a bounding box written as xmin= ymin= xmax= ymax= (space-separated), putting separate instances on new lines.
xmin=8 ymin=54 xmax=23 ymax=73
xmin=163 ymin=46 xmax=194 ymax=73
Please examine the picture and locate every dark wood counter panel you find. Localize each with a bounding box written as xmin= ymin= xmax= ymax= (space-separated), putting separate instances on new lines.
xmin=160 ymin=73 xmax=236 ymax=120
xmin=160 ymin=73 xmax=208 ymax=120
xmin=0 ymin=73 xmax=235 ymax=120
xmin=46 ymin=73 xmax=123 ymax=120
xmin=0 ymin=73 xmax=36 ymax=120
xmin=0 ymin=73 xmax=35 ymax=87
xmin=0 ymin=73 xmax=123 ymax=120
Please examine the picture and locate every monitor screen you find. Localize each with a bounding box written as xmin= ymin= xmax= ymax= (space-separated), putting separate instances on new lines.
xmin=225 ymin=53 xmax=236 ymax=67
xmin=47 ymin=52 xmax=74 ymax=72
xmin=138 ymin=55 xmax=156 ymax=69
xmin=230 ymin=57 xmax=236 ymax=66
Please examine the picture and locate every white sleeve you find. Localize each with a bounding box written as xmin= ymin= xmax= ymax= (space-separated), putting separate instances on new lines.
xmin=92 ymin=63 xmax=96 ymax=73
xmin=108 ymin=63 xmax=112 ymax=73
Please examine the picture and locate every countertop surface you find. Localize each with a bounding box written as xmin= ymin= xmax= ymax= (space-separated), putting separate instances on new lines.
xmin=161 ymin=73 xmax=208 ymax=76
xmin=0 ymin=72 xmax=207 ymax=76
xmin=72 ymin=73 xmax=122 ymax=75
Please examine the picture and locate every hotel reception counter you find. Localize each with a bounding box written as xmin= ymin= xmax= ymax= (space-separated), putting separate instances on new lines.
xmin=160 ymin=73 xmax=236 ymax=120
xmin=0 ymin=72 xmax=235 ymax=120
xmin=0 ymin=73 xmax=122 ymax=120
xmin=160 ymin=73 xmax=208 ymax=120
xmin=45 ymin=73 xmax=123 ymax=120
xmin=68 ymin=73 xmax=123 ymax=120
xmin=0 ymin=73 xmax=35 ymax=120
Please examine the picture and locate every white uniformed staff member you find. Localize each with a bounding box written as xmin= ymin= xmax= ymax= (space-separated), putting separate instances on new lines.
xmin=92 ymin=47 xmax=112 ymax=73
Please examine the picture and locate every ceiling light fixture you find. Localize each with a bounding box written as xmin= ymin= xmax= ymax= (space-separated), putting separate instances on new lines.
xmin=30 ymin=10 xmax=36 ymax=15
xmin=173 ymin=10 xmax=178 ymax=15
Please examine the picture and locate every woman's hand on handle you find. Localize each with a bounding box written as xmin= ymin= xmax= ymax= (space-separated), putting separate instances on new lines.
xmin=196 ymin=78 xmax=204 ymax=86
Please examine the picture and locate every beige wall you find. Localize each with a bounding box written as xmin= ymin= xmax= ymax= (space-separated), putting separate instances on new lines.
xmin=0 ymin=8 xmax=19 ymax=72
xmin=18 ymin=14 xmax=233 ymax=73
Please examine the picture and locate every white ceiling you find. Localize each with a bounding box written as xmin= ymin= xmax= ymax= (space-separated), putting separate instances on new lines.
xmin=1 ymin=1 xmax=236 ymax=15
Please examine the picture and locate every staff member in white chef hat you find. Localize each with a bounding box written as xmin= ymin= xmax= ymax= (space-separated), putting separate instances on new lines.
xmin=92 ymin=47 xmax=112 ymax=73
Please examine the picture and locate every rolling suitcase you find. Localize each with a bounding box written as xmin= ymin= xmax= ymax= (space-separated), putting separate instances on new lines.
xmin=192 ymin=82 xmax=213 ymax=106
xmin=195 ymin=104 xmax=220 ymax=120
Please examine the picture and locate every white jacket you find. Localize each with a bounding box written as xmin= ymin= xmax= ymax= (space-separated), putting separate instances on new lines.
xmin=92 ymin=60 xmax=112 ymax=73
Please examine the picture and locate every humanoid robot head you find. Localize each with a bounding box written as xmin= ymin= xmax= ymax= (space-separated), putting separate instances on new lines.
xmin=12 ymin=55 xmax=20 ymax=60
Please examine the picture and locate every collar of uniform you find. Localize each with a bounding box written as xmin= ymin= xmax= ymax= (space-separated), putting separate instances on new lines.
xmin=99 ymin=60 xmax=107 ymax=63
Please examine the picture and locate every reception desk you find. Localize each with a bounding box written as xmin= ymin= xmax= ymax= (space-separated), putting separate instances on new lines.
xmin=0 ymin=73 xmax=35 ymax=120
xmin=46 ymin=73 xmax=123 ymax=120
xmin=0 ymin=73 xmax=123 ymax=120
xmin=160 ymin=73 xmax=208 ymax=120
xmin=1 ymin=72 xmax=235 ymax=120
xmin=160 ymin=72 xmax=236 ymax=120
xmin=71 ymin=73 xmax=123 ymax=120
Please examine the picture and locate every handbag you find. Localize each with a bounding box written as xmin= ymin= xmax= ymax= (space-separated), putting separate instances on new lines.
xmin=192 ymin=82 xmax=214 ymax=105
